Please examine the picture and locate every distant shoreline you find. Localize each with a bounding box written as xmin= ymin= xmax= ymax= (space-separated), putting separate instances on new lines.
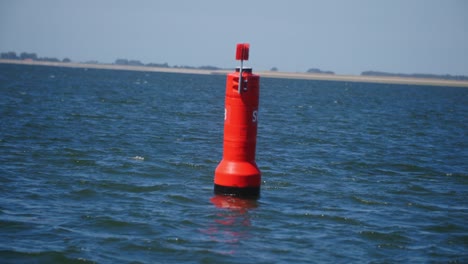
xmin=1 ymin=59 xmax=467 ymax=88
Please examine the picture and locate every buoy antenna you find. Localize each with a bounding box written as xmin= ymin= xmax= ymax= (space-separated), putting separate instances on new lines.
xmin=235 ymin=43 xmax=250 ymax=93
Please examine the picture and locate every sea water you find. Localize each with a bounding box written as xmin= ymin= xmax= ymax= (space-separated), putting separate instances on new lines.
xmin=0 ymin=64 xmax=467 ymax=263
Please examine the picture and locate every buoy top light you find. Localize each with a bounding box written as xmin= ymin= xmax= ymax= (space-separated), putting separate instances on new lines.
xmin=235 ymin=43 xmax=250 ymax=94
xmin=235 ymin=43 xmax=250 ymax=61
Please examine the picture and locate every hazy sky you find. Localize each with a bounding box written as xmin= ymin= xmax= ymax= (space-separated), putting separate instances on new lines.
xmin=1 ymin=0 xmax=467 ymax=75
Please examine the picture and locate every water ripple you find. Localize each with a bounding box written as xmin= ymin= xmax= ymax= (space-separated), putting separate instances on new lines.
xmin=1 ymin=65 xmax=467 ymax=263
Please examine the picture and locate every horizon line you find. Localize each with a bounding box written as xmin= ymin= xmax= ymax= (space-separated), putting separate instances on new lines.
xmin=1 ymin=59 xmax=467 ymax=88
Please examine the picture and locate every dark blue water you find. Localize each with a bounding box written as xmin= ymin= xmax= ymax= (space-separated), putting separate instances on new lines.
xmin=1 ymin=64 xmax=467 ymax=263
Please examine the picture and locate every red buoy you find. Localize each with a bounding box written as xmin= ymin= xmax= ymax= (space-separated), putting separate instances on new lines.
xmin=214 ymin=43 xmax=261 ymax=198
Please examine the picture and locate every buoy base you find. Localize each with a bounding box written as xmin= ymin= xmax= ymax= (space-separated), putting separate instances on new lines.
xmin=214 ymin=184 xmax=260 ymax=199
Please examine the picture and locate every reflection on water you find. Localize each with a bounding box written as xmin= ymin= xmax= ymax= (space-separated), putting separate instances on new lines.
xmin=204 ymin=196 xmax=258 ymax=255
xmin=210 ymin=195 xmax=259 ymax=210
xmin=211 ymin=195 xmax=258 ymax=229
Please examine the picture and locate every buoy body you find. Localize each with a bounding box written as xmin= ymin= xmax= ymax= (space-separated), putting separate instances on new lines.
xmin=214 ymin=67 xmax=261 ymax=198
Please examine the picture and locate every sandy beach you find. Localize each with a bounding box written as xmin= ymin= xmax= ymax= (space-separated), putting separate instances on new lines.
xmin=1 ymin=59 xmax=467 ymax=88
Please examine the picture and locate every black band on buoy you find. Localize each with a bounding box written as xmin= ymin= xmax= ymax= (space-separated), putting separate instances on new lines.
xmin=214 ymin=184 xmax=260 ymax=199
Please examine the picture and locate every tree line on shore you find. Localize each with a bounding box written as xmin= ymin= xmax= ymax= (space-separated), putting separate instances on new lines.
xmin=1 ymin=51 xmax=71 ymax=63
xmin=0 ymin=51 xmax=226 ymax=71
xmin=361 ymin=71 xmax=468 ymax=81
xmin=114 ymin=58 xmax=222 ymax=70
xmin=2 ymin=51 xmax=466 ymax=81
xmin=0 ymin=51 xmax=337 ymax=74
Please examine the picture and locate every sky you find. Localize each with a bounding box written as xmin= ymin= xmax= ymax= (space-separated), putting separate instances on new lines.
xmin=1 ymin=0 xmax=467 ymax=75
